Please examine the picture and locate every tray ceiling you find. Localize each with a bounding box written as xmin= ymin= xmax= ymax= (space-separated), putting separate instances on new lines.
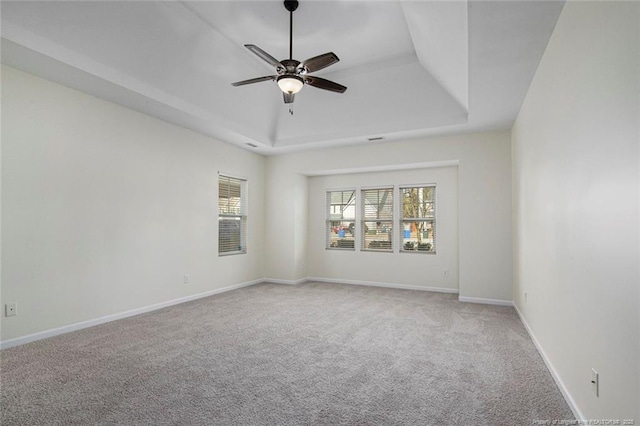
xmin=1 ymin=1 xmax=564 ymax=154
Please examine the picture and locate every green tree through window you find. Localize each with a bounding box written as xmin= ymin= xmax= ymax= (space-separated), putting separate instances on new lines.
xmin=401 ymin=186 xmax=435 ymax=252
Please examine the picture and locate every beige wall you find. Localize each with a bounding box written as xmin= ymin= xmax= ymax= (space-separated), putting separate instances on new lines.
xmin=1 ymin=66 xmax=266 ymax=342
xmin=512 ymin=1 xmax=639 ymax=420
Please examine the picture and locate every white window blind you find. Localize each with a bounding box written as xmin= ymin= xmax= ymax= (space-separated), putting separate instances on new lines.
xmin=218 ymin=175 xmax=247 ymax=255
xmin=326 ymin=190 xmax=356 ymax=249
xmin=399 ymin=185 xmax=435 ymax=253
xmin=361 ymin=187 xmax=393 ymax=251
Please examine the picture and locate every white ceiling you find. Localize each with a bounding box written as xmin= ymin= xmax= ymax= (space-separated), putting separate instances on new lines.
xmin=1 ymin=0 xmax=564 ymax=155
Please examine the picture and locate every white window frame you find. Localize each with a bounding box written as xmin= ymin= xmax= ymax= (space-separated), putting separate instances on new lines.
xmin=361 ymin=186 xmax=394 ymax=252
xmin=218 ymin=174 xmax=247 ymax=256
xmin=326 ymin=189 xmax=357 ymax=250
xmin=399 ymin=184 xmax=436 ymax=254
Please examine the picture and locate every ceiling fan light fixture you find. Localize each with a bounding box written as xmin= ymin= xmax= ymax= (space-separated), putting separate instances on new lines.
xmin=231 ymin=1 xmax=346 ymax=103
xmin=277 ymin=75 xmax=304 ymax=94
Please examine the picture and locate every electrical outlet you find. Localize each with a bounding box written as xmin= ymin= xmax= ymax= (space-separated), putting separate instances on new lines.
xmin=5 ymin=302 xmax=17 ymax=317
xmin=443 ymin=269 xmax=449 ymax=277
xmin=183 ymin=274 xmax=189 ymax=284
xmin=591 ymin=368 xmax=599 ymax=397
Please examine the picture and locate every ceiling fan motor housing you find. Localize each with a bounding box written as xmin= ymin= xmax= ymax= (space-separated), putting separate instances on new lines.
xmin=280 ymin=59 xmax=302 ymax=75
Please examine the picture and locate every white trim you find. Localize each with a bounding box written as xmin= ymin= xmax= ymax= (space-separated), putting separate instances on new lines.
xmin=308 ymin=277 xmax=459 ymax=294
xmin=217 ymin=171 xmax=248 ymax=182
xmin=324 ymin=186 xmax=357 ymax=193
xmin=303 ymin=160 xmax=460 ymax=177
xmin=263 ymin=278 xmax=307 ymax=285
xmin=0 ymin=279 xmax=263 ymax=350
xmin=360 ymin=185 xmax=394 ymax=191
xmin=458 ymin=296 xmax=514 ymax=306
xmin=398 ymin=182 xmax=437 ymax=189
xmin=513 ymin=303 xmax=585 ymax=422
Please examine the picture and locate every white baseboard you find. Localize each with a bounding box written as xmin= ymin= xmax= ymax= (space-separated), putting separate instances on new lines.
xmin=307 ymin=277 xmax=459 ymax=294
xmin=458 ymin=296 xmax=514 ymax=306
xmin=0 ymin=278 xmax=263 ymax=350
xmin=263 ymin=277 xmax=307 ymax=285
xmin=513 ymin=303 xmax=585 ymax=422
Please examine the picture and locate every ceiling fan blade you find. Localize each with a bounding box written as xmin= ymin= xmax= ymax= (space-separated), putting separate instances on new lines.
xmin=304 ymin=76 xmax=347 ymax=93
xmin=300 ymin=52 xmax=339 ymax=73
xmin=245 ymin=44 xmax=283 ymax=68
xmin=283 ymin=92 xmax=295 ymax=104
xmin=231 ymin=75 xmax=276 ymax=87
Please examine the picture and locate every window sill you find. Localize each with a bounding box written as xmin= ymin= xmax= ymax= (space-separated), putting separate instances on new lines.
xmin=219 ymin=251 xmax=246 ymax=257
xmin=400 ymin=250 xmax=436 ymax=255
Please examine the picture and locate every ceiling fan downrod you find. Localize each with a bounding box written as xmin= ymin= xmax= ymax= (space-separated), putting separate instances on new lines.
xmin=284 ymin=0 xmax=298 ymax=60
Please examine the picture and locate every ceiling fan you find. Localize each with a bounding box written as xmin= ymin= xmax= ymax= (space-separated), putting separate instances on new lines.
xmin=231 ymin=0 xmax=347 ymax=108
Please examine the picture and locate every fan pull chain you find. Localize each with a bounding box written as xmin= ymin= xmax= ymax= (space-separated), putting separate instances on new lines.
xmin=289 ymin=105 xmax=294 ymax=115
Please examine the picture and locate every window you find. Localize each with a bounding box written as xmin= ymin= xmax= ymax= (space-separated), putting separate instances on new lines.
xmin=218 ymin=175 xmax=247 ymax=255
xmin=326 ymin=190 xmax=356 ymax=249
xmin=362 ymin=188 xmax=393 ymax=251
xmin=400 ymin=185 xmax=435 ymax=253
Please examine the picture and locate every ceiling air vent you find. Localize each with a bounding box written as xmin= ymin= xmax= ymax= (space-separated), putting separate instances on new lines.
xmin=246 ymin=143 xmax=258 ymax=148
xmin=367 ymin=137 xmax=384 ymax=142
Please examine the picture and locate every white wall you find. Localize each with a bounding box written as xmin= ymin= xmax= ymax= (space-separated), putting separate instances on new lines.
xmin=307 ymin=167 xmax=458 ymax=291
xmin=512 ymin=1 xmax=639 ymax=420
xmin=266 ymin=130 xmax=512 ymax=302
xmin=1 ymin=66 xmax=512 ymax=345
xmin=1 ymin=66 xmax=266 ymax=342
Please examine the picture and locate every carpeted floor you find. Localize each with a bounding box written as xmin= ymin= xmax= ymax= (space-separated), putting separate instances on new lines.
xmin=1 ymin=282 xmax=573 ymax=425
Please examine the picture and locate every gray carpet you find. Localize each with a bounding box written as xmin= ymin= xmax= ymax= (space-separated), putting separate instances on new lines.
xmin=1 ymin=282 xmax=573 ymax=425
